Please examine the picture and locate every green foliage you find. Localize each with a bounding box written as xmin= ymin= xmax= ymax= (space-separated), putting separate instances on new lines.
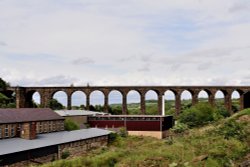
xmin=179 ymin=103 xmax=215 ymax=127
xmin=49 ymin=99 xmax=64 ymax=110
xmin=0 ymin=78 xmax=10 ymax=91
xmin=118 ymin=127 xmax=128 ymax=137
xmin=171 ymin=122 xmax=189 ymax=134
xmin=108 ymin=132 xmax=118 ymax=143
xmin=61 ymin=150 xmax=70 ymax=159
xmin=64 ymin=119 xmax=80 ymax=131
xmin=215 ymin=105 xmax=230 ymax=118
xmin=216 ymin=120 xmax=247 ymax=141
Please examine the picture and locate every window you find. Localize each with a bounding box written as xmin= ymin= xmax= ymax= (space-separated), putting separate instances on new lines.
xmin=53 ymin=122 xmax=56 ymax=131
xmin=0 ymin=127 xmax=2 ymax=138
xmin=44 ymin=122 xmax=47 ymax=132
xmin=49 ymin=121 xmax=52 ymax=131
xmin=5 ymin=125 xmax=9 ymax=137
xmin=61 ymin=121 xmax=64 ymax=130
xmin=11 ymin=124 xmax=15 ymax=137
xmin=39 ymin=122 xmax=43 ymax=133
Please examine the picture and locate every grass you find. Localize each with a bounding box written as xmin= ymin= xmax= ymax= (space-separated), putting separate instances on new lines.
xmin=37 ymin=109 xmax=250 ymax=167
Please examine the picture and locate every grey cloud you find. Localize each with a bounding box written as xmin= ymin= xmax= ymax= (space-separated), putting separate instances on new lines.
xmin=0 ymin=41 xmax=7 ymax=46
xmin=229 ymin=2 xmax=250 ymax=13
xmin=197 ymin=62 xmax=213 ymax=71
xmin=118 ymin=56 xmax=136 ymax=62
xmin=37 ymin=75 xmax=78 ymax=86
xmin=140 ymin=54 xmax=152 ymax=62
xmin=137 ymin=65 xmax=150 ymax=72
xmin=72 ymin=57 xmax=95 ymax=65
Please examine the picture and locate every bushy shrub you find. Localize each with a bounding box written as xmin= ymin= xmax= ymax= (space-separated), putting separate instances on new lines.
xmin=61 ymin=150 xmax=70 ymax=159
xmin=170 ymin=122 xmax=188 ymax=134
xmin=118 ymin=127 xmax=128 ymax=137
xmin=215 ymin=105 xmax=230 ymax=118
xmin=216 ymin=120 xmax=247 ymax=141
xmin=64 ymin=119 xmax=80 ymax=131
xmin=179 ymin=103 xmax=215 ymax=127
xmin=109 ymin=132 xmax=118 ymax=143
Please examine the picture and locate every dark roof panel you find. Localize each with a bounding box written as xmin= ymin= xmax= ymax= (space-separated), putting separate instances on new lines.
xmin=0 ymin=108 xmax=64 ymax=124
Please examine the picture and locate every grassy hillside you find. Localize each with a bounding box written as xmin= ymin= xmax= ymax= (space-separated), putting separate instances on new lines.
xmin=37 ymin=109 xmax=250 ymax=167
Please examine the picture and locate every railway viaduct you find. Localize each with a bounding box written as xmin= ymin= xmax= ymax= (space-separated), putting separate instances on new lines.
xmin=7 ymin=86 xmax=250 ymax=115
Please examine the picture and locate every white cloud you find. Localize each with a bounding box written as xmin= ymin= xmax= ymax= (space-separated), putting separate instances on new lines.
xmin=0 ymin=0 xmax=249 ymax=86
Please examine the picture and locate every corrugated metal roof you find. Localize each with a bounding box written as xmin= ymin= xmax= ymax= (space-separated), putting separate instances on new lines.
xmin=0 ymin=108 xmax=64 ymax=124
xmin=0 ymin=128 xmax=110 ymax=156
xmin=55 ymin=110 xmax=109 ymax=117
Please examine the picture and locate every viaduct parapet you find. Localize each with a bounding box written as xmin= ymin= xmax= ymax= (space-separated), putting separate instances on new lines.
xmin=7 ymin=86 xmax=250 ymax=115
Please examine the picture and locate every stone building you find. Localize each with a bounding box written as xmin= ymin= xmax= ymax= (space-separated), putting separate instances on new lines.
xmin=0 ymin=108 xmax=64 ymax=140
xmin=0 ymin=108 xmax=110 ymax=166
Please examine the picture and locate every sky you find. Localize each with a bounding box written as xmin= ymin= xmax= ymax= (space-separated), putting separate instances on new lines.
xmin=0 ymin=0 xmax=249 ymax=105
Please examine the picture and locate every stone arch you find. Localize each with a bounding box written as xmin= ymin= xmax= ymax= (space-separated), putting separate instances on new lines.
xmin=164 ymin=90 xmax=176 ymax=115
xmin=127 ymin=90 xmax=141 ymax=115
xmin=231 ymin=90 xmax=241 ymax=113
xmin=32 ymin=92 xmax=41 ymax=107
xmin=25 ymin=90 xmax=42 ymax=108
xmin=108 ymin=90 xmax=123 ymax=115
xmin=89 ymin=90 xmax=104 ymax=111
xmin=180 ymin=90 xmax=192 ymax=111
xmin=52 ymin=91 xmax=68 ymax=109
xmin=145 ymin=90 xmax=158 ymax=115
xmin=215 ymin=90 xmax=226 ymax=108
xmin=198 ymin=90 xmax=209 ymax=103
xmin=71 ymin=91 xmax=86 ymax=110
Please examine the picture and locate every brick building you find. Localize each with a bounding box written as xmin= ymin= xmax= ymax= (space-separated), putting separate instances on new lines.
xmin=0 ymin=108 xmax=110 ymax=166
xmin=0 ymin=108 xmax=64 ymax=140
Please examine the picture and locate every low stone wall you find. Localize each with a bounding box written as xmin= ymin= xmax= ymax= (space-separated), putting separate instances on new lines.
xmin=128 ymin=130 xmax=169 ymax=139
xmin=58 ymin=135 xmax=108 ymax=158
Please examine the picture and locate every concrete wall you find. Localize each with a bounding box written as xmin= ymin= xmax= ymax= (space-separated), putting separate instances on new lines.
xmin=128 ymin=130 xmax=169 ymax=139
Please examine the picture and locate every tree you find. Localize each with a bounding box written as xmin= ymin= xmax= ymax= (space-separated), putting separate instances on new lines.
xmin=48 ymin=99 xmax=64 ymax=110
xmin=0 ymin=78 xmax=10 ymax=91
xmin=64 ymin=119 xmax=80 ymax=131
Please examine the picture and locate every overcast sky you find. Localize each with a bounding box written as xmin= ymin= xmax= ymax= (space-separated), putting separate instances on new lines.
xmin=0 ymin=0 xmax=250 ymax=87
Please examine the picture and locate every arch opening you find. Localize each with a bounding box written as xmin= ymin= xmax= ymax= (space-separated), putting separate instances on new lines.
xmin=198 ymin=90 xmax=209 ymax=103
xmin=127 ymin=90 xmax=141 ymax=115
xmin=89 ymin=90 xmax=104 ymax=111
xmin=181 ymin=90 xmax=192 ymax=111
xmin=108 ymin=90 xmax=122 ymax=115
xmin=215 ymin=90 xmax=225 ymax=109
xmin=32 ymin=92 xmax=41 ymax=107
xmin=164 ymin=90 xmax=176 ymax=115
xmin=71 ymin=91 xmax=86 ymax=110
xmin=231 ymin=90 xmax=240 ymax=112
xmin=145 ymin=90 xmax=158 ymax=115
xmin=243 ymin=91 xmax=250 ymax=109
xmin=52 ymin=91 xmax=67 ymax=110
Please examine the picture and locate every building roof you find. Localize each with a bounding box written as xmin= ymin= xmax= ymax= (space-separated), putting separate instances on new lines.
xmin=0 ymin=108 xmax=64 ymax=124
xmin=0 ymin=128 xmax=111 ymax=156
xmin=55 ymin=110 xmax=109 ymax=117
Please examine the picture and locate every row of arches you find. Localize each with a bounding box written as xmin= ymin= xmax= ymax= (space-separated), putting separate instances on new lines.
xmin=31 ymin=89 xmax=242 ymax=115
